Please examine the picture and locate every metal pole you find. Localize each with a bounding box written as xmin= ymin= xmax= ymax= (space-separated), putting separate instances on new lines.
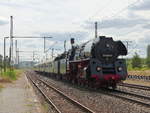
xmin=12 ymin=39 xmax=13 ymax=64
xmin=10 ymin=16 xmax=13 ymax=66
xmin=44 ymin=37 xmax=46 ymax=53
xmin=127 ymin=42 xmax=129 ymax=53
xmin=4 ymin=38 xmax=6 ymax=72
xmin=15 ymin=40 xmax=17 ymax=64
xmin=4 ymin=37 xmax=9 ymax=72
xmin=17 ymin=48 xmax=19 ymax=66
xmin=64 ymin=40 xmax=66 ymax=52
xmin=9 ymin=47 xmax=11 ymax=66
xmin=95 ymin=22 xmax=98 ymax=38
xmin=33 ymin=51 xmax=35 ymax=61
xmin=52 ymin=48 xmax=54 ymax=60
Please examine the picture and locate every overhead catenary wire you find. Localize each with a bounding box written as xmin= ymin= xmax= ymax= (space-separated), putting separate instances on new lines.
xmin=87 ymin=0 xmax=140 ymax=22
xmin=89 ymin=0 xmax=141 ymax=57
xmin=69 ymin=0 xmax=140 ymax=44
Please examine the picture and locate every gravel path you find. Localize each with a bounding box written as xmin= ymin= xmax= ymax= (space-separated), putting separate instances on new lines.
xmin=0 ymin=73 xmax=43 ymax=113
xmin=36 ymin=73 xmax=150 ymax=113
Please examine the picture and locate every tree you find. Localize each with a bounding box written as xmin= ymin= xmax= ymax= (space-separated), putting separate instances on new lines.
xmin=147 ymin=45 xmax=150 ymax=58
xmin=131 ymin=52 xmax=142 ymax=68
xmin=146 ymin=57 xmax=150 ymax=68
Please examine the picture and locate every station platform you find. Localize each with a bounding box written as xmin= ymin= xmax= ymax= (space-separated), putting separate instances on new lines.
xmin=0 ymin=73 xmax=43 ymax=113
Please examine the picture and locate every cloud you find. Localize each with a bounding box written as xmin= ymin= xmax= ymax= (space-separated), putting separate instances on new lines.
xmin=39 ymin=31 xmax=89 ymax=42
xmin=0 ymin=18 xmax=8 ymax=25
xmin=126 ymin=32 xmax=150 ymax=57
xmin=82 ymin=0 xmax=150 ymax=30
xmin=142 ymin=24 xmax=150 ymax=29
xmin=83 ymin=18 xmax=148 ymax=29
xmin=139 ymin=34 xmax=150 ymax=45
xmin=129 ymin=0 xmax=150 ymax=11
xmin=0 ymin=0 xmax=149 ymax=58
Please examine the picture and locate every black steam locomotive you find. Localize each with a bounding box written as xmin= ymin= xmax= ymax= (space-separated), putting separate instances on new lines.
xmin=34 ymin=36 xmax=128 ymax=88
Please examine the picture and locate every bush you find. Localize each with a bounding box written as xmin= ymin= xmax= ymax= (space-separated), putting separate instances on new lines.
xmin=146 ymin=57 xmax=150 ymax=68
xmin=131 ymin=53 xmax=142 ymax=68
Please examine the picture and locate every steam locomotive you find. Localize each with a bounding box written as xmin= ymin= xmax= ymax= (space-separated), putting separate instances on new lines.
xmin=34 ymin=36 xmax=128 ymax=89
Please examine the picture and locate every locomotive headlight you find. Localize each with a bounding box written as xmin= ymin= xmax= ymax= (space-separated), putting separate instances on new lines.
xmin=118 ymin=67 xmax=123 ymax=72
xmin=96 ymin=67 xmax=101 ymax=72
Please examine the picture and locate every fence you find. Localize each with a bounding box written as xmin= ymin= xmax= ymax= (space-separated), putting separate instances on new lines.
xmin=127 ymin=75 xmax=150 ymax=81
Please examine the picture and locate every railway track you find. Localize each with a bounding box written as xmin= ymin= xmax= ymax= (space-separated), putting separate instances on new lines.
xmin=28 ymin=71 xmax=150 ymax=111
xmin=118 ymin=83 xmax=150 ymax=91
xmin=27 ymin=73 xmax=95 ymax=113
xmin=37 ymin=73 xmax=150 ymax=108
xmin=26 ymin=73 xmax=62 ymax=113
xmin=102 ymin=89 xmax=150 ymax=108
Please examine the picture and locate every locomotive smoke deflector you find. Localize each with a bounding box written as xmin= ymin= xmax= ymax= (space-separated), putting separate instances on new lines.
xmin=116 ymin=41 xmax=127 ymax=55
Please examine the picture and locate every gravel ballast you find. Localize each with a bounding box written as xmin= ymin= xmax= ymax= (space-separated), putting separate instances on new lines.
xmin=34 ymin=72 xmax=150 ymax=113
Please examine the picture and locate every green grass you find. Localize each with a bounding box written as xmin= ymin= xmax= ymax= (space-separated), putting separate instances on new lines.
xmin=0 ymin=69 xmax=23 ymax=82
xmin=2 ymin=70 xmax=17 ymax=80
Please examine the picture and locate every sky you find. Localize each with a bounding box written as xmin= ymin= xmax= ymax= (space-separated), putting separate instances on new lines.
xmin=0 ymin=0 xmax=150 ymax=62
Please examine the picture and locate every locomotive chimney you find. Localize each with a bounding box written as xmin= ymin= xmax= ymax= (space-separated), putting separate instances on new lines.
xmin=70 ymin=38 xmax=75 ymax=45
xmin=95 ymin=22 xmax=98 ymax=38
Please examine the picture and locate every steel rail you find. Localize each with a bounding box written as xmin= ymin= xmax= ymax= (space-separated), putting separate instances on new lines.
xmin=107 ymin=92 xmax=150 ymax=107
xmin=118 ymin=83 xmax=150 ymax=91
xmin=101 ymin=89 xmax=150 ymax=108
xmin=114 ymin=90 xmax=150 ymax=100
xmin=26 ymin=74 xmax=62 ymax=113
xmin=37 ymin=78 xmax=95 ymax=113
